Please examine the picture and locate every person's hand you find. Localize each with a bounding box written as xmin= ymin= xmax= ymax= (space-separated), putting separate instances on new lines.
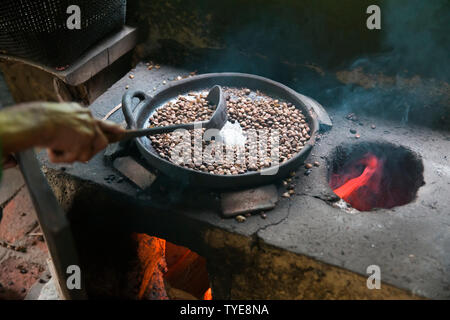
xmin=40 ymin=103 xmax=125 ymax=163
xmin=0 ymin=102 xmax=125 ymax=163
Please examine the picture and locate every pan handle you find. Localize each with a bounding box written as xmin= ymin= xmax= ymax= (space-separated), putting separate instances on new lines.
xmin=122 ymin=90 xmax=150 ymax=129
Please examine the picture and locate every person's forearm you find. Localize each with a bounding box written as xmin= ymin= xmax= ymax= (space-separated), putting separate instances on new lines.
xmin=0 ymin=101 xmax=122 ymax=164
xmin=0 ymin=102 xmax=52 ymax=155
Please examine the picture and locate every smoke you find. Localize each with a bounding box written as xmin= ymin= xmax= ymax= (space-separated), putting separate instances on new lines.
xmin=193 ymin=3 xmax=323 ymax=78
xmin=132 ymin=0 xmax=449 ymax=128
xmin=382 ymin=0 xmax=450 ymax=79
xmin=192 ymin=0 xmax=450 ymax=128
xmin=342 ymin=0 xmax=450 ymax=79
xmin=313 ymin=0 xmax=450 ymax=127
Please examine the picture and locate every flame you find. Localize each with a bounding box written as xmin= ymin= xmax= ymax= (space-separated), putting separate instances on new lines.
xmin=132 ymin=233 xmax=212 ymax=300
xmin=331 ymin=153 xmax=384 ymax=211
xmin=132 ymin=233 xmax=167 ymax=299
xmin=203 ymin=288 xmax=213 ymax=300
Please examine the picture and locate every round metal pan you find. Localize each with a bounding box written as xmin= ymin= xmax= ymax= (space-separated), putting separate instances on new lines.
xmin=121 ymin=72 xmax=319 ymax=190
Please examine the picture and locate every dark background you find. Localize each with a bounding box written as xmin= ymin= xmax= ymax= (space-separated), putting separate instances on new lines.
xmin=125 ymin=0 xmax=450 ymax=129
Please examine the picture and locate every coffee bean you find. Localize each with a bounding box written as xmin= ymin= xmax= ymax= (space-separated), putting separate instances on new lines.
xmin=148 ymin=87 xmax=312 ymax=175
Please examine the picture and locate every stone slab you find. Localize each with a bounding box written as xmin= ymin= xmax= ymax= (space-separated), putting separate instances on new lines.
xmin=0 ymin=257 xmax=44 ymax=300
xmin=0 ymin=187 xmax=38 ymax=243
xmin=0 ymin=26 xmax=137 ymax=86
xmin=0 ymin=167 xmax=24 ymax=206
xmin=113 ymin=156 xmax=157 ymax=190
xmin=221 ymin=184 xmax=278 ymax=218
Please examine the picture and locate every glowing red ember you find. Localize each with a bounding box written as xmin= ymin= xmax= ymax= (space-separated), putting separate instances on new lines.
xmin=330 ymin=153 xmax=384 ymax=211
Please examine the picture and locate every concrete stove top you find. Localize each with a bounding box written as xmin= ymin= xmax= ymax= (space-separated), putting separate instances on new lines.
xmin=38 ymin=63 xmax=450 ymax=299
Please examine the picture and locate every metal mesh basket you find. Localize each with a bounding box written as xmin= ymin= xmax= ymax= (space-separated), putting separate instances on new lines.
xmin=0 ymin=0 xmax=126 ymax=68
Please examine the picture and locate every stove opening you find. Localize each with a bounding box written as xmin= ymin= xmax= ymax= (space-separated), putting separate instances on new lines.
xmin=328 ymin=142 xmax=424 ymax=211
xmin=129 ymin=233 xmax=212 ymax=300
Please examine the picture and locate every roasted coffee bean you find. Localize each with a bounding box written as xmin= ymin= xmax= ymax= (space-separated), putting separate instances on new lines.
xmin=148 ymin=87 xmax=312 ymax=174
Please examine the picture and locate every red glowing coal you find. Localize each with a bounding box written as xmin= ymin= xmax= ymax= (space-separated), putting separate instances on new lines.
xmin=329 ymin=142 xmax=424 ymax=211
xmin=330 ymin=153 xmax=384 ymax=211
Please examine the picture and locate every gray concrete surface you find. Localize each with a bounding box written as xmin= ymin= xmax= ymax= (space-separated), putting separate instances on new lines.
xmin=36 ymin=63 xmax=450 ymax=299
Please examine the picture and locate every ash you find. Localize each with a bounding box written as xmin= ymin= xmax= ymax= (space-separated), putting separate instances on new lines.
xmin=218 ymin=120 xmax=246 ymax=146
